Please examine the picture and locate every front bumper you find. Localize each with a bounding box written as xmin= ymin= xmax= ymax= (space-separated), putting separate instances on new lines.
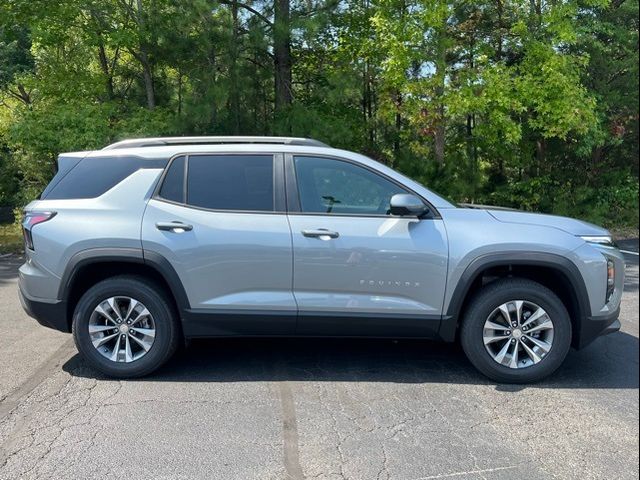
xmin=19 ymin=286 xmax=70 ymax=333
xmin=576 ymin=306 xmax=621 ymax=349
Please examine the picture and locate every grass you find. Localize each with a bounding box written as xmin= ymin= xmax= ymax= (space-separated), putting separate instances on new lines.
xmin=610 ymin=225 xmax=639 ymax=241
xmin=0 ymin=222 xmax=23 ymax=255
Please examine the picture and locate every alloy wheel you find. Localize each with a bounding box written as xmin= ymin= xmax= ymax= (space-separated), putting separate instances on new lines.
xmin=88 ymin=296 xmax=156 ymax=363
xmin=482 ymin=300 xmax=555 ymax=369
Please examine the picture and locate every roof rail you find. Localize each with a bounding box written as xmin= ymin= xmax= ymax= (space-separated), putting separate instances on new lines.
xmin=102 ymin=136 xmax=330 ymax=150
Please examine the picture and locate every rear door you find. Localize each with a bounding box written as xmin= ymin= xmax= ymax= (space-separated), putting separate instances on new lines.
xmin=141 ymin=153 xmax=296 ymax=335
xmin=286 ymin=155 xmax=448 ymax=337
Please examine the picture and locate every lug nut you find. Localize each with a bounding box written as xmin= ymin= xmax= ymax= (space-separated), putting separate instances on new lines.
xmin=511 ymin=322 xmax=517 ymax=327
xmin=511 ymin=339 xmax=516 ymax=344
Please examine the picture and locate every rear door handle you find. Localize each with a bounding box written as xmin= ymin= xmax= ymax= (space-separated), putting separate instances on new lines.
xmin=156 ymin=221 xmax=193 ymax=233
xmin=301 ymin=228 xmax=339 ymax=239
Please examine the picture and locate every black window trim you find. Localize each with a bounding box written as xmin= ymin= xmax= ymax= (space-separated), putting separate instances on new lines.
xmin=182 ymin=154 xmax=188 ymax=204
xmin=153 ymin=152 xmax=285 ymax=215
xmin=284 ymin=153 xmax=441 ymax=219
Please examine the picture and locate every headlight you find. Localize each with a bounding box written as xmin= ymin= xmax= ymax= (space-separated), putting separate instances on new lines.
xmin=580 ymin=235 xmax=616 ymax=247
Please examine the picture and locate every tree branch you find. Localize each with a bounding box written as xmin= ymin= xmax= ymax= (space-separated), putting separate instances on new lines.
xmin=7 ymin=86 xmax=31 ymax=105
xmin=217 ymin=0 xmax=273 ymax=26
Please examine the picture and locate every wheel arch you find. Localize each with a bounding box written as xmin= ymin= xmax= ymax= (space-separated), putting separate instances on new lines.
xmin=440 ymin=252 xmax=590 ymax=348
xmin=60 ymin=248 xmax=190 ymax=331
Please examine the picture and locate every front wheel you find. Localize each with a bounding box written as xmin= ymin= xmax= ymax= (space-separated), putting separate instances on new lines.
xmin=72 ymin=275 xmax=180 ymax=378
xmin=460 ymin=278 xmax=572 ymax=384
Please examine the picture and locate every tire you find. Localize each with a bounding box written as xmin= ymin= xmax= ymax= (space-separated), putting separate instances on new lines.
xmin=72 ymin=275 xmax=180 ymax=378
xmin=460 ymin=278 xmax=572 ymax=384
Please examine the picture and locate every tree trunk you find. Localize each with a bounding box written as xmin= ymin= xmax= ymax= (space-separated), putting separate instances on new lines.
xmin=535 ymin=138 xmax=546 ymax=176
xmin=135 ymin=0 xmax=155 ymax=110
xmin=253 ymin=50 xmax=260 ymax=132
xmin=140 ymin=55 xmax=156 ymax=110
xmin=434 ymin=25 xmax=447 ymax=166
xmin=466 ymin=114 xmax=474 ymax=167
xmin=393 ymin=90 xmax=402 ymax=162
xmin=9 ymin=84 xmax=31 ymax=105
xmin=466 ymin=38 xmax=477 ymax=186
xmin=96 ymin=36 xmax=115 ymax=100
xmin=528 ymin=0 xmax=541 ymax=31
xmin=472 ymin=114 xmax=478 ymax=173
xmin=274 ymin=0 xmax=292 ymax=131
xmin=177 ymin=70 xmax=183 ymax=117
xmin=229 ymin=0 xmax=241 ymax=133
xmin=434 ymin=119 xmax=445 ymax=166
xmin=363 ymin=60 xmax=375 ymax=148
xmin=210 ymin=51 xmax=217 ymax=130
xmin=362 ymin=0 xmax=375 ymax=149
xmin=496 ymin=0 xmax=503 ymax=61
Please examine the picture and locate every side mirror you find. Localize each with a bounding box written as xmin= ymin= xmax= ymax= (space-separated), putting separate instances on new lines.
xmin=389 ymin=194 xmax=428 ymax=217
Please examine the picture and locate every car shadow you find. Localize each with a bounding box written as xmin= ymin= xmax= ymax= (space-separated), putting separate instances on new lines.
xmin=64 ymin=330 xmax=639 ymax=390
xmin=0 ymin=254 xmax=22 ymax=286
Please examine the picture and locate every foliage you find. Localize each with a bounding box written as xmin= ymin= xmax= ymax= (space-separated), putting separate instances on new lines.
xmin=0 ymin=221 xmax=21 ymax=254
xmin=0 ymin=0 xmax=637 ymax=227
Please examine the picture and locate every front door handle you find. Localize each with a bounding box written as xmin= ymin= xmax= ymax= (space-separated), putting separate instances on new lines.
xmin=301 ymin=228 xmax=339 ymax=239
xmin=156 ymin=221 xmax=193 ymax=233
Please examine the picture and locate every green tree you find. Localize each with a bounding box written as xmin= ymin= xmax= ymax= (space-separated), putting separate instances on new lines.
xmin=0 ymin=0 xmax=637 ymax=227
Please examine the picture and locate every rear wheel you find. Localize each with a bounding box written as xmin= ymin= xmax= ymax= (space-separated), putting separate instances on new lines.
xmin=72 ymin=276 xmax=180 ymax=378
xmin=460 ymin=278 xmax=572 ymax=383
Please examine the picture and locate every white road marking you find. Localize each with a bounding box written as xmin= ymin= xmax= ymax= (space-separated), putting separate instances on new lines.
xmin=413 ymin=465 xmax=520 ymax=479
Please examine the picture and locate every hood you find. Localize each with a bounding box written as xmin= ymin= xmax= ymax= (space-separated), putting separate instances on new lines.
xmin=486 ymin=209 xmax=610 ymax=237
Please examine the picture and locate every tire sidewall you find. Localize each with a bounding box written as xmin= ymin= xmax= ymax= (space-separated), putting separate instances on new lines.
xmin=72 ymin=278 xmax=175 ymax=378
xmin=461 ymin=281 xmax=572 ymax=383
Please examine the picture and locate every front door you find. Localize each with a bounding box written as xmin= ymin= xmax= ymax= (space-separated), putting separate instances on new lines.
xmin=142 ymin=153 xmax=296 ymax=335
xmin=287 ymin=155 xmax=448 ymax=337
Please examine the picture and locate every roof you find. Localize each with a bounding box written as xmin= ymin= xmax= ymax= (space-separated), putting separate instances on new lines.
xmin=102 ymin=136 xmax=329 ymax=150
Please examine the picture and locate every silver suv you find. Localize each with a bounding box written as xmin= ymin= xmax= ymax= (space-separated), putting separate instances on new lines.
xmin=18 ymin=137 xmax=624 ymax=382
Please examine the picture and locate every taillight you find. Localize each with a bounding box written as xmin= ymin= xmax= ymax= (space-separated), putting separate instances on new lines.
xmin=606 ymin=259 xmax=615 ymax=303
xmin=22 ymin=211 xmax=56 ymax=250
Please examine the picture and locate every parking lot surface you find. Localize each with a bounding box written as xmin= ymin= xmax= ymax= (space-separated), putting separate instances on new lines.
xmin=0 ymin=248 xmax=638 ymax=480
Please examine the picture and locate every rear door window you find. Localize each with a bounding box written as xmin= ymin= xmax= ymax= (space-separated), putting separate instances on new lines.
xmin=185 ymin=155 xmax=274 ymax=211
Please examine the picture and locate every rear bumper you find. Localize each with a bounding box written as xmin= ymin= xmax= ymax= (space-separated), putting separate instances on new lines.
xmin=19 ymin=286 xmax=70 ymax=333
xmin=576 ymin=306 xmax=621 ymax=349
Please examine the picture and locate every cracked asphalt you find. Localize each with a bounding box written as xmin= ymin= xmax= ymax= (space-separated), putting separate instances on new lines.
xmin=0 ymin=247 xmax=638 ymax=480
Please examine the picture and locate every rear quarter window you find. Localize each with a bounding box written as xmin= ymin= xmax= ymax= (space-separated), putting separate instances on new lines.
xmin=39 ymin=155 xmax=83 ymax=199
xmin=42 ymin=156 xmax=167 ymax=200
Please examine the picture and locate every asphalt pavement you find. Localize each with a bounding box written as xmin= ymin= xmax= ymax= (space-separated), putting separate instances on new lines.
xmin=0 ymin=247 xmax=638 ymax=480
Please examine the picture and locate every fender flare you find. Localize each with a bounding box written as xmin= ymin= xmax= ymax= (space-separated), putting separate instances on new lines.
xmin=439 ymin=252 xmax=590 ymax=342
xmin=59 ymin=247 xmax=190 ymax=311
